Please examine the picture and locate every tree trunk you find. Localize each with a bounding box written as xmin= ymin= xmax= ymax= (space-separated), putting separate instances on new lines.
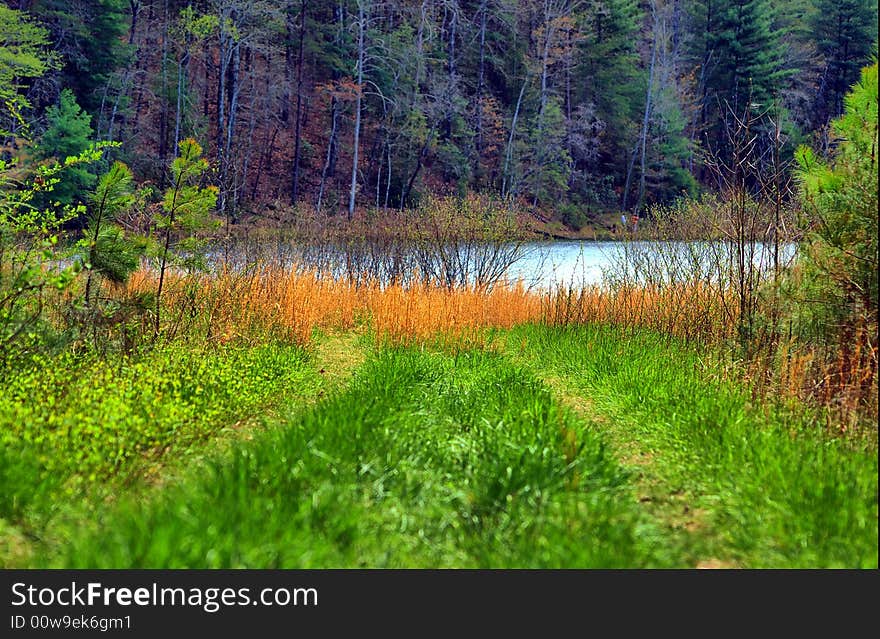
xmin=158 ymin=0 xmax=170 ymax=183
xmin=475 ymin=1 xmax=487 ymax=169
xmin=348 ymin=1 xmax=366 ymax=219
xmin=217 ymin=22 xmax=228 ymax=210
xmin=384 ymin=141 xmax=392 ymax=209
xmin=400 ymin=122 xmax=436 ymax=209
xmin=502 ymin=80 xmax=528 ymax=200
xmin=282 ymin=5 xmax=292 ymax=125
xmin=128 ymin=1 xmax=140 ymax=46
xmin=443 ymin=2 xmax=458 ymax=140
xmin=224 ymin=43 xmax=242 ymax=220
xmin=317 ymin=2 xmax=346 ymax=213
xmin=291 ymin=0 xmax=307 ymax=203
xmin=252 ymin=126 xmax=279 ymax=201
xmin=174 ymin=45 xmax=190 ymax=156
xmin=316 ymin=97 xmax=339 ymax=214
xmin=636 ymin=7 xmax=659 ymax=214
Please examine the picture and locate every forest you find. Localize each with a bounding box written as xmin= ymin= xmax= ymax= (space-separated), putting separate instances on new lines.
xmin=2 ymin=0 xmax=877 ymax=223
xmin=0 ymin=0 xmax=877 ymax=571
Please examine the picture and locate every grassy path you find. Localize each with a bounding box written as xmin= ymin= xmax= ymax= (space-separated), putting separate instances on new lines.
xmin=504 ymin=324 xmax=878 ymax=568
xmin=530 ymin=371 xmax=725 ymax=567
xmin=42 ymin=347 xmax=677 ymax=568
xmin=311 ymin=330 xmax=370 ymax=390
xmin=5 ymin=326 xmax=876 ymax=568
xmin=135 ymin=332 xmax=371 ymax=488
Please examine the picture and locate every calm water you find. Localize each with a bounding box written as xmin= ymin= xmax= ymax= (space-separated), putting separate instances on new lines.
xmin=219 ymin=239 xmax=797 ymax=290
xmin=503 ymin=240 xmax=798 ymax=289
xmin=505 ymin=241 xmax=617 ymax=288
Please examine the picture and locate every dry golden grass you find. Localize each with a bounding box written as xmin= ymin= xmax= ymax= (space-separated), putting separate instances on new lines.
xmin=544 ymin=282 xmax=731 ymax=342
xmin=126 ymin=266 xmax=544 ymax=346
xmin=123 ymin=265 xmax=876 ymax=427
xmin=368 ymin=280 xmax=542 ymax=345
xmin=128 ymin=267 xmax=363 ymax=345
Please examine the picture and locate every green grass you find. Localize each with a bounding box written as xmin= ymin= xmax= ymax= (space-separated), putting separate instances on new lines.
xmin=42 ymin=347 xmax=675 ymax=568
xmin=0 ymin=342 xmax=320 ymax=543
xmin=4 ymin=324 xmax=876 ymax=568
xmin=506 ymin=323 xmax=879 ymax=568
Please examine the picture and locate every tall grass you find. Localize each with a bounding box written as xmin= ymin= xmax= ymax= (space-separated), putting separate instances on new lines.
xmin=544 ymin=282 xmax=730 ymax=342
xmin=126 ymin=265 xmax=545 ymax=347
xmin=509 ymin=323 xmax=878 ymax=567
xmin=127 ymin=264 xmax=725 ymax=346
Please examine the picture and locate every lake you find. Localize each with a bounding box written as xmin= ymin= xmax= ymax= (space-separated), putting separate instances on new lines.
xmin=503 ymin=240 xmax=798 ymax=290
xmin=218 ymin=238 xmax=798 ymax=290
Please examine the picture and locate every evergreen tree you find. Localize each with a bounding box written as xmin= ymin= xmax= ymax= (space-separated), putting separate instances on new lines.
xmin=154 ymin=138 xmax=217 ymax=336
xmin=574 ymin=0 xmax=643 ymax=205
xmin=521 ymin=96 xmax=572 ymax=203
xmin=713 ymin=0 xmax=784 ymax=107
xmin=645 ymin=81 xmax=698 ymax=204
xmin=29 ymin=0 xmax=132 ymax=115
xmin=80 ymin=161 xmax=142 ymax=309
xmin=793 ymin=62 xmax=877 ymax=349
xmin=37 ymin=89 xmax=97 ymax=205
xmin=692 ymin=0 xmax=787 ymax=161
xmin=812 ymin=0 xmax=878 ymax=126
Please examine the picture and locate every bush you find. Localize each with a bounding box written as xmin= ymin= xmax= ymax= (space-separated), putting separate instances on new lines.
xmin=558 ymin=203 xmax=589 ymax=231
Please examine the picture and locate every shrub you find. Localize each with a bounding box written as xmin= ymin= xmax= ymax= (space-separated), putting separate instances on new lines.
xmin=558 ymin=203 xmax=589 ymax=231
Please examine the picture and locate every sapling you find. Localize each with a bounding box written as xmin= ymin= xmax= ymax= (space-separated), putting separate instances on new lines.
xmin=81 ymin=161 xmax=141 ymax=309
xmin=154 ymin=138 xmax=218 ymax=337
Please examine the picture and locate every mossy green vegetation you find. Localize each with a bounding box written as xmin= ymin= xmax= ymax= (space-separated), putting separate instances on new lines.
xmin=0 ymin=341 xmax=320 ymax=564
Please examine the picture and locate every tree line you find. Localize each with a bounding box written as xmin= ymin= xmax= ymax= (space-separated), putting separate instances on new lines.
xmin=1 ymin=0 xmax=877 ymax=225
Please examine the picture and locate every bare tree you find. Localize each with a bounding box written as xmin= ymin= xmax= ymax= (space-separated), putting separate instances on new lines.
xmin=348 ymin=0 xmax=368 ymax=219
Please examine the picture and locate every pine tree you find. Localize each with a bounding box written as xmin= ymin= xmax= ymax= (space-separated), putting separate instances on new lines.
xmin=154 ymin=138 xmax=217 ymax=337
xmin=693 ymin=0 xmax=787 ymax=163
xmin=37 ymin=89 xmax=97 ymax=205
xmin=812 ymin=0 xmax=878 ymax=126
xmin=795 ymin=62 xmax=878 ymax=335
xmin=81 ymin=161 xmax=142 ymax=309
xmin=28 ymin=0 xmax=132 ymax=115
xmin=574 ymin=0 xmax=643 ymax=205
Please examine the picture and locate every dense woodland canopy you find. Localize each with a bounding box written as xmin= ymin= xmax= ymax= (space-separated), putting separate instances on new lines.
xmin=1 ymin=0 xmax=878 ymax=224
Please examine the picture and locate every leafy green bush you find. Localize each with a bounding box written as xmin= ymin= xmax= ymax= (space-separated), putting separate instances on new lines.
xmin=558 ymin=202 xmax=590 ymax=230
